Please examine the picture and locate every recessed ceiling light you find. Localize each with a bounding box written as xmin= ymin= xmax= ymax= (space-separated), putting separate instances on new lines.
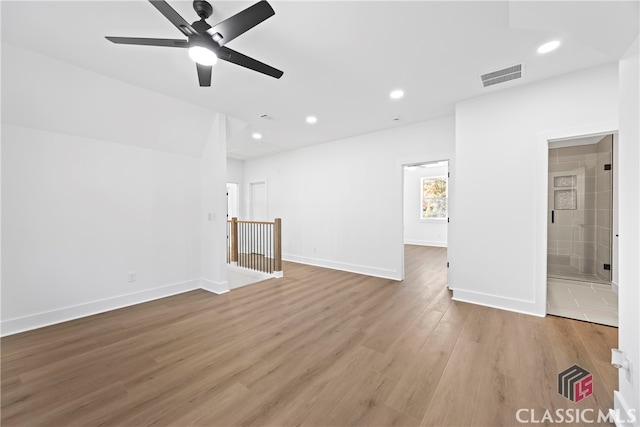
xmin=252 ymin=133 xmax=262 ymax=140
xmin=390 ymin=89 xmax=404 ymax=100
xmin=537 ymin=40 xmax=560 ymax=54
xmin=306 ymin=116 xmax=318 ymax=124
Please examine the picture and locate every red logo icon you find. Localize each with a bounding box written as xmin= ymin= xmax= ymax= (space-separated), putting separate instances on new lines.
xmin=558 ymin=365 xmax=593 ymax=402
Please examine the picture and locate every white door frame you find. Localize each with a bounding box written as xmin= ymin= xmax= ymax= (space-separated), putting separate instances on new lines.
xmin=400 ymin=157 xmax=452 ymax=284
xmin=249 ymin=180 xmax=268 ymax=221
xmin=226 ymin=182 xmax=239 ymax=220
xmin=536 ymin=121 xmax=618 ymax=316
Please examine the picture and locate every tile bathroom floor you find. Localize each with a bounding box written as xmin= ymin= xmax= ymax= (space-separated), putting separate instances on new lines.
xmin=547 ymin=277 xmax=618 ymax=327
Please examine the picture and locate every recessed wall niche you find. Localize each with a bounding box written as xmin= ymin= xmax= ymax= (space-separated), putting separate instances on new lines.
xmin=554 ymin=189 xmax=577 ymax=210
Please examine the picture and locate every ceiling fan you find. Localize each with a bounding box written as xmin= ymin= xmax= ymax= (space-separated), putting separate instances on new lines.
xmin=106 ymin=0 xmax=283 ymax=86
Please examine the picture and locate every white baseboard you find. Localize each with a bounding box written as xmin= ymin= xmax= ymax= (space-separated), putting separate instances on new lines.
xmin=612 ymin=281 xmax=619 ymax=295
xmin=613 ymin=390 xmax=638 ymax=426
xmin=0 ymin=279 xmax=201 ymax=337
xmin=452 ymin=289 xmax=544 ymax=317
xmin=200 ymin=279 xmax=229 ymax=295
xmin=403 ymin=239 xmax=447 ymax=248
xmin=283 ymin=253 xmax=401 ymax=281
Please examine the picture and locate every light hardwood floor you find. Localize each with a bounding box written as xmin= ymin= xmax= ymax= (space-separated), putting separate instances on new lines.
xmin=1 ymin=246 xmax=617 ymax=426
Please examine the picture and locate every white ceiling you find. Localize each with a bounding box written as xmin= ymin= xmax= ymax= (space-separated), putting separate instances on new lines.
xmin=1 ymin=1 xmax=638 ymax=159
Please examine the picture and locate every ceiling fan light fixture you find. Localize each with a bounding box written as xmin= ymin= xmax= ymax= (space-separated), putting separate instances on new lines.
xmin=188 ymin=45 xmax=218 ymax=66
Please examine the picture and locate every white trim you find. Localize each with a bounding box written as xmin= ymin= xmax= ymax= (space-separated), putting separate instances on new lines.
xmin=613 ymin=390 xmax=637 ymax=427
xmin=200 ymin=278 xmax=230 ymax=295
xmin=226 ymin=182 xmax=240 ymax=220
xmin=0 ymin=279 xmax=201 ymax=337
xmin=404 ymin=239 xmax=447 ymax=248
xmin=283 ymin=253 xmax=401 ymax=281
xmin=612 ymin=132 xmax=620 ymax=289
xmin=452 ymin=289 xmax=543 ymax=317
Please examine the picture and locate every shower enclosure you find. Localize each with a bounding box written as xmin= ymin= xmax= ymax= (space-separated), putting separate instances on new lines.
xmin=547 ymin=135 xmax=613 ymax=284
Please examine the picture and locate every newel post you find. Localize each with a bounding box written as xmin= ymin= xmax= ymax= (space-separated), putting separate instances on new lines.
xmin=231 ymin=217 xmax=238 ymax=263
xmin=274 ymin=218 xmax=282 ymax=273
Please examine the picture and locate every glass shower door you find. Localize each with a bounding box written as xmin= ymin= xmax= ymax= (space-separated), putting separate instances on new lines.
xmin=547 ymin=137 xmax=612 ymax=284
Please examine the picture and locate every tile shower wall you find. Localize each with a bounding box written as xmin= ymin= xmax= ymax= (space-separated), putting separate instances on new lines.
xmin=548 ymin=137 xmax=613 ymax=283
xmin=548 ymin=144 xmax=598 ymax=278
xmin=595 ymin=135 xmax=613 ymax=281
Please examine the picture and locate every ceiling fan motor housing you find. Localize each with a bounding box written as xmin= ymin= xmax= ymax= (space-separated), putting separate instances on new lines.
xmin=193 ymin=0 xmax=213 ymax=19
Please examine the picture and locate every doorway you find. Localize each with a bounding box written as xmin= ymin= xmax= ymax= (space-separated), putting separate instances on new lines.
xmin=226 ymin=182 xmax=239 ymax=220
xmin=546 ymin=134 xmax=618 ymax=326
xmin=250 ymin=181 xmax=268 ymax=221
xmin=402 ymin=160 xmax=450 ymax=283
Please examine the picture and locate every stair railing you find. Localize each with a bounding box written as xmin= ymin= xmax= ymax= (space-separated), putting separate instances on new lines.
xmin=226 ymin=217 xmax=282 ymax=276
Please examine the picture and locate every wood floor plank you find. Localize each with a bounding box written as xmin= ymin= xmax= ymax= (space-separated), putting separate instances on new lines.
xmin=373 ymin=308 xmax=446 ymax=380
xmin=511 ymin=314 xmax=569 ymax=420
xmin=384 ymin=325 xmax=460 ymax=420
xmin=170 ymin=382 xmax=252 ymax=427
xmin=299 ymin=348 xmax=391 ymax=426
xmin=419 ymin=326 xmax=484 ymax=427
xmin=0 ymin=246 xmax=618 ymax=427
xmin=325 ymin=370 xmax=398 ymax=426
xmin=268 ymin=345 xmax=383 ymax=426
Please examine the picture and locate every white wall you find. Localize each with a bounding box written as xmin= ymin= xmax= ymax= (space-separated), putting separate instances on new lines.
xmin=450 ymin=63 xmax=619 ymax=315
xmin=615 ymin=37 xmax=639 ymax=425
xmin=1 ymin=125 xmax=202 ymax=335
xmin=242 ymin=116 xmax=455 ymax=280
xmin=1 ymin=44 xmax=214 ymax=158
xmin=1 ymin=41 xmax=230 ymax=335
xmin=200 ymin=115 xmax=229 ymax=295
xmin=403 ymin=164 xmax=448 ymax=247
xmin=227 ymin=158 xmax=245 ymax=185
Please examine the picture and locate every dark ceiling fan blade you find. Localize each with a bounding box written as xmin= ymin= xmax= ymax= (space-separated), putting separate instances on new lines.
xmin=105 ymin=36 xmax=188 ymax=48
xmin=207 ymin=1 xmax=275 ymax=47
xmin=217 ymin=46 xmax=283 ymax=79
xmin=196 ymin=63 xmax=212 ymax=86
xmin=149 ymin=0 xmax=198 ymax=37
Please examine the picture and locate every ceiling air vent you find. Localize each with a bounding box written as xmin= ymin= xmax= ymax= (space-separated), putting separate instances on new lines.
xmin=259 ymin=114 xmax=275 ymax=121
xmin=480 ymin=64 xmax=522 ymax=87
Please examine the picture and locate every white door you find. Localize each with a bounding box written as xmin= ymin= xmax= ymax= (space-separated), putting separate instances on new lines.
xmin=250 ymin=181 xmax=268 ymax=221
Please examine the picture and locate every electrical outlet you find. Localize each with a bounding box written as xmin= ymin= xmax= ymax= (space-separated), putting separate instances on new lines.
xmin=128 ymin=272 xmax=136 ymax=283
